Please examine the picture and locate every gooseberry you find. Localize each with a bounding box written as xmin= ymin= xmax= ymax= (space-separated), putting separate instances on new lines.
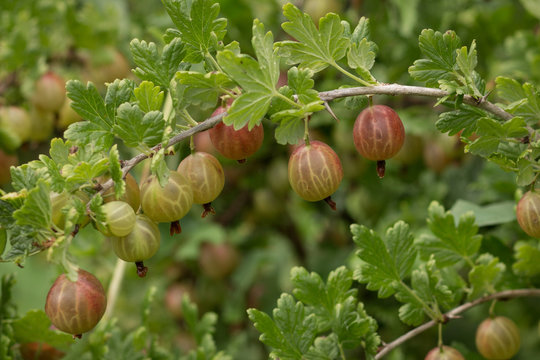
xmin=209 ymin=106 xmax=264 ymax=163
xmin=177 ymin=152 xmax=225 ymax=217
xmin=45 ymin=269 xmax=107 ymax=337
xmin=199 ymin=242 xmax=239 ymax=280
xmin=288 ymin=140 xmax=343 ymax=210
xmin=475 ymin=316 xmax=520 ymax=360
xmin=424 ymin=345 xmax=465 ymax=360
xmin=0 ymin=150 xmax=17 ymax=186
xmin=0 ymin=106 xmax=32 ymax=143
xmin=353 ymin=105 xmax=405 ymax=177
xmin=111 ymin=214 xmax=160 ymax=277
xmin=140 ymin=171 xmax=193 ymax=235
xmin=32 ymin=72 xmax=66 ymax=112
xmin=99 ymin=201 xmax=136 ymax=237
xmin=516 ymin=190 xmax=540 ymax=238
xmin=100 ymin=173 xmax=141 ymax=212
xmin=20 ymin=342 xmax=65 ymax=360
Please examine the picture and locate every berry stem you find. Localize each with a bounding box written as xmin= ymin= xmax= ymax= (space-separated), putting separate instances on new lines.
xmin=169 ymin=221 xmax=182 ymax=236
xmin=135 ymin=261 xmax=148 ymax=278
xmin=201 ymin=203 xmax=216 ymax=218
xmin=323 ymin=196 xmax=337 ymax=211
xmin=304 ymin=115 xmax=310 ymax=146
xmin=376 ymin=160 xmax=386 ymax=178
xmin=101 ymin=258 xmax=127 ymax=323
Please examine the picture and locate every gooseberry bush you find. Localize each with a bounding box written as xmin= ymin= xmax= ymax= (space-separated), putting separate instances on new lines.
xmin=1 ymin=0 xmax=540 ymax=359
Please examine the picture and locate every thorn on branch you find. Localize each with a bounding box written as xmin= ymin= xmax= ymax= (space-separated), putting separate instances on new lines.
xmin=324 ymin=101 xmax=340 ymax=122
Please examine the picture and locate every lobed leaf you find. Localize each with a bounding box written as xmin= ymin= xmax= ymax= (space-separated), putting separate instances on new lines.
xmin=113 ymin=103 xmax=165 ymax=148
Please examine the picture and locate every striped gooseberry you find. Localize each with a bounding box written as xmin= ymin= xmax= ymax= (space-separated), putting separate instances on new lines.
xmin=45 ymin=269 xmax=107 ymax=338
xmin=353 ymin=104 xmax=405 ymax=177
xmin=209 ymin=106 xmax=264 ymax=163
xmin=424 ymin=346 xmax=464 ymax=360
xmin=288 ymin=140 xmax=343 ymax=210
xmin=99 ymin=201 xmax=136 ymax=237
xmin=32 ymin=72 xmax=66 ymax=112
xmin=516 ymin=190 xmax=540 ymax=238
xmin=140 ymin=171 xmax=193 ymax=235
xmin=100 ymin=173 xmax=141 ymax=212
xmin=50 ymin=191 xmax=90 ymax=229
xmin=177 ymin=151 xmax=225 ymax=217
xmin=20 ymin=342 xmax=65 ymax=360
xmin=475 ymin=316 xmax=520 ymax=360
xmin=111 ymin=214 xmax=160 ymax=277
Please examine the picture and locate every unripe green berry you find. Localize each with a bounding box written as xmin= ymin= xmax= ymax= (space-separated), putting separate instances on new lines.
xmin=177 ymin=152 xmax=224 ymax=205
xmin=516 ymin=190 xmax=540 ymax=238
xmin=140 ymin=171 xmax=193 ymax=223
xmin=100 ymin=201 xmax=136 ymax=237
xmin=475 ymin=316 xmax=520 ymax=360
xmin=111 ymin=214 xmax=160 ymax=263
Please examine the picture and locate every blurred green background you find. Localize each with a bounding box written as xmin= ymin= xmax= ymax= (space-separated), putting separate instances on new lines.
xmin=1 ymin=0 xmax=539 ymax=359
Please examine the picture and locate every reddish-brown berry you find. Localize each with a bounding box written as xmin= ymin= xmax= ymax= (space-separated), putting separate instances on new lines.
xmin=0 ymin=150 xmax=17 ymax=186
xmin=425 ymin=346 xmax=465 ymax=360
xmin=516 ymin=190 xmax=540 ymax=238
xmin=353 ymin=105 xmax=405 ymax=177
xmin=199 ymin=242 xmax=239 ymax=279
xmin=45 ymin=269 xmax=107 ymax=337
xmin=288 ymin=140 xmax=343 ymax=209
xmin=475 ymin=316 xmax=520 ymax=360
xmin=209 ymin=106 xmax=264 ymax=162
xmin=32 ymin=72 xmax=66 ymax=112
xmin=20 ymin=342 xmax=65 ymax=360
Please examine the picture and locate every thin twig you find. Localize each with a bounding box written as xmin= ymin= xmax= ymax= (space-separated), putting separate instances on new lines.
xmin=98 ymin=83 xmax=513 ymax=195
xmin=375 ymin=289 xmax=540 ymax=359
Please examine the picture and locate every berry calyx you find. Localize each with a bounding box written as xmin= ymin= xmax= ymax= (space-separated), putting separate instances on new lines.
xmin=475 ymin=316 xmax=520 ymax=360
xmin=516 ymin=190 xmax=540 ymax=238
xmin=177 ymin=152 xmax=225 ymax=217
xmin=32 ymin=72 xmax=66 ymax=112
xmin=45 ymin=269 xmax=107 ymax=337
xmin=99 ymin=201 xmax=136 ymax=237
xmin=111 ymin=214 xmax=160 ymax=277
xmin=140 ymin=171 xmax=193 ymax=231
xmin=424 ymin=346 xmax=465 ymax=360
xmin=209 ymin=106 xmax=264 ymax=162
xmin=288 ymin=140 xmax=343 ymax=209
xmin=353 ymin=105 xmax=405 ymax=178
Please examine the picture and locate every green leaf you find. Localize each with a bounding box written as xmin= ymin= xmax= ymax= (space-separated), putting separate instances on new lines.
xmin=66 ymin=80 xmax=113 ymax=131
xmin=108 ymin=145 xmax=124 ymax=200
xmin=417 ymin=202 xmax=481 ymax=267
xmin=346 ymin=18 xmax=378 ymax=82
xmin=105 ymin=79 xmax=135 ymax=110
xmin=409 ymin=29 xmax=461 ymax=87
xmin=450 ymin=199 xmax=516 ymax=227
xmin=277 ymin=3 xmax=349 ymax=72
xmin=131 ymin=38 xmax=185 ymax=88
xmin=436 ymin=106 xmax=485 ymax=137
xmin=468 ymin=254 xmax=505 ymax=299
xmin=12 ymin=310 xmax=74 ymax=347
xmin=496 ymin=77 xmax=540 ymax=124
xmin=176 ymin=71 xmax=234 ymax=109
xmin=65 ymin=81 xmax=114 ymax=150
xmin=113 ymin=103 xmax=165 ymax=148
xmin=49 ymin=138 xmax=70 ymax=166
xmin=288 ymin=67 xmax=320 ymax=105
xmin=467 ymin=117 xmax=528 ymax=157
xmin=162 ymin=0 xmax=226 ymax=63
xmin=217 ymin=20 xmax=278 ymax=130
xmin=10 ymin=164 xmax=41 ymax=192
xmin=13 ymin=181 xmax=51 ymax=230
xmin=134 ymin=81 xmax=164 ymax=112
xmin=513 ymin=241 xmax=540 ymax=276
xmin=396 ymin=258 xmax=454 ymax=325
xmin=248 ymin=293 xmax=317 ymax=360
xmin=351 ymin=221 xmax=416 ymax=298
xmin=304 ymin=334 xmax=340 ymax=360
